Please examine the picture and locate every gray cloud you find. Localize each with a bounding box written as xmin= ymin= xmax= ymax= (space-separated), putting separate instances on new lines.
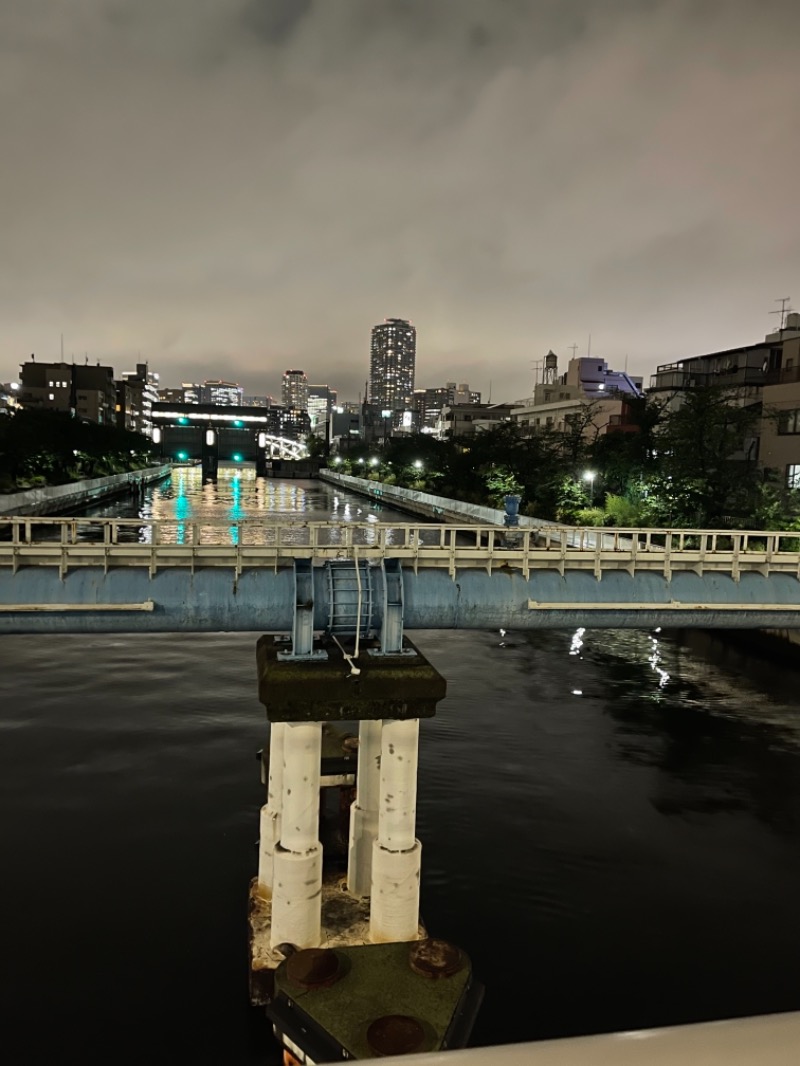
xmin=1 ymin=0 xmax=799 ymax=399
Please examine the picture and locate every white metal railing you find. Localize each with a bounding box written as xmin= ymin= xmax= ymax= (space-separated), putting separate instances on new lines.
xmin=374 ymin=1010 xmax=800 ymax=1066
xmin=1 ymin=517 xmax=799 ymax=580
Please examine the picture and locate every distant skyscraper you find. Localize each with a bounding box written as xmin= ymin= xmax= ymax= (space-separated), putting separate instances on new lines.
xmin=307 ymin=384 xmax=337 ymax=436
xmin=369 ymin=318 xmax=416 ymax=418
xmin=282 ymin=369 xmax=308 ymax=411
xmin=200 ymin=379 xmax=243 ymax=406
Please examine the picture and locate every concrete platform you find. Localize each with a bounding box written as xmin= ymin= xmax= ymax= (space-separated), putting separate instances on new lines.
xmin=256 ymin=634 xmax=447 ymax=723
xmin=248 ymin=871 xmax=426 ymax=1006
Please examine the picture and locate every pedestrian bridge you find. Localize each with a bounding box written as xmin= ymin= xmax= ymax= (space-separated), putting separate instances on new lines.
xmin=0 ymin=517 xmax=799 ymax=634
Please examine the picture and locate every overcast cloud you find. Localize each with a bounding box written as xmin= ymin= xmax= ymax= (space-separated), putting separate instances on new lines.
xmin=1 ymin=0 xmax=799 ymax=400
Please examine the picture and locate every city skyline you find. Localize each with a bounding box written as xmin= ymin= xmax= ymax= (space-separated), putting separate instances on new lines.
xmin=2 ymin=1 xmax=800 ymax=400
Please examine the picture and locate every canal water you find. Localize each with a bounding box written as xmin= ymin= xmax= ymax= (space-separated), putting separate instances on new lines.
xmin=1 ymin=468 xmax=799 ymax=1063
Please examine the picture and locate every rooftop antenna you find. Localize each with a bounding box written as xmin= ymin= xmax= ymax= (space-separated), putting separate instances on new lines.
xmin=624 ymin=354 xmax=629 ymax=372
xmin=60 ymin=333 xmax=64 ymax=363
xmin=488 ymin=378 xmax=492 ymax=403
xmin=568 ymin=344 xmax=579 ymax=359
xmin=530 ymin=358 xmax=544 ymax=385
xmin=587 ymin=333 xmax=592 ymax=357
xmin=772 ymin=297 xmax=793 ymax=332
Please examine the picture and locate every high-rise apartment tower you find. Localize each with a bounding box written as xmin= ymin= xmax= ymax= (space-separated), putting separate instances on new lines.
xmin=369 ymin=318 xmax=416 ymax=417
xmin=282 ymin=369 xmax=308 ymax=411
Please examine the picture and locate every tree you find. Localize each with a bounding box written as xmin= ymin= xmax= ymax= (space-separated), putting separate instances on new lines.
xmin=657 ymin=387 xmax=763 ymax=526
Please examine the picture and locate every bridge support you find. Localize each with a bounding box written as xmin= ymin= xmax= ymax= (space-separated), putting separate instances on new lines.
xmin=255 ymin=449 xmax=268 ymax=478
xmin=370 ymin=716 xmax=422 ymax=943
xmin=347 ymin=719 xmax=382 ymax=898
xmin=270 ymin=722 xmax=323 ymax=949
xmin=201 ymin=436 xmax=218 ymax=481
xmin=247 ymin=563 xmax=482 ymax=1059
xmin=257 ymin=722 xmax=285 ymax=894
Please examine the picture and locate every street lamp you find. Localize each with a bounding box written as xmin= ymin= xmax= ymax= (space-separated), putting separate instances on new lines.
xmin=414 ymin=460 xmax=423 ymax=470
xmin=583 ymin=469 xmax=596 ymax=502
xmin=332 ymin=456 xmax=342 ymax=466
xmin=370 ymin=457 xmax=379 ymax=467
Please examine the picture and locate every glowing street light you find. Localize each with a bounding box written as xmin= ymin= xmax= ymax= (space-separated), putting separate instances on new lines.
xmin=332 ymin=456 xmax=342 ymax=465
xmin=370 ymin=457 xmax=379 ymax=466
xmin=583 ymin=469 xmax=596 ymax=501
xmin=232 ymin=453 xmax=243 ymax=462
xmin=414 ymin=460 xmax=423 ymax=470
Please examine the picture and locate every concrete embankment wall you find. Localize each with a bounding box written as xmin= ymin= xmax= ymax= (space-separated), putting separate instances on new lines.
xmin=320 ymin=469 xmax=552 ymax=527
xmin=0 ymin=464 xmax=172 ymax=517
xmin=319 ymin=470 xmax=619 ymax=547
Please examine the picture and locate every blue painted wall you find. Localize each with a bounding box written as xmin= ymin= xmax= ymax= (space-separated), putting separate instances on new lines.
xmin=0 ymin=565 xmax=798 ymax=633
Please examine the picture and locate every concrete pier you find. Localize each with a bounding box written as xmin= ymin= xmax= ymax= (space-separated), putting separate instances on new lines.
xmin=257 ymin=722 xmax=285 ymax=894
xmin=347 ymin=719 xmax=382 ymax=898
xmin=270 ymin=722 xmax=323 ymax=950
xmin=370 ymin=717 xmax=422 ymax=944
xmin=250 ymin=632 xmax=483 ymax=1058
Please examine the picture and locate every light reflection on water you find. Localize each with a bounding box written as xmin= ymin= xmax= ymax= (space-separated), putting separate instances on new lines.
xmin=75 ymin=467 xmax=441 ymax=547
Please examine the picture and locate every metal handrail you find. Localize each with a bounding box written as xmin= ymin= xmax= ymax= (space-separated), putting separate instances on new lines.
xmin=1 ymin=517 xmax=798 ymax=580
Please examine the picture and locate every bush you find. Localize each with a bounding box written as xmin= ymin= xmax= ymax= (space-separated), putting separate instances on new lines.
xmin=575 ymin=507 xmax=606 ymax=526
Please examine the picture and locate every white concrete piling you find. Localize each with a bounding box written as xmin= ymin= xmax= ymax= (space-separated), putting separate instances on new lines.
xmin=271 ymin=722 xmax=323 ymax=949
xmin=369 ymin=717 xmax=422 ymax=943
xmin=347 ymin=719 xmax=383 ymax=898
xmin=257 ymin=722 xmax=285 ymax=894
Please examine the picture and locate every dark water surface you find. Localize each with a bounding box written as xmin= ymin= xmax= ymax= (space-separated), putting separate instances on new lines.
xmin=2 ymin=472 xmax=800 ymax=1063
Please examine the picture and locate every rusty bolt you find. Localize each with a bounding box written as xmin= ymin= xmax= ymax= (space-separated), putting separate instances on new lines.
xmin=285 ymin=948 xmax=340 ymax=990
xmin=408 ymin=938 xmax=464 ymax=979
xmin=366 ymin=1015 xmax=425 ymax=1057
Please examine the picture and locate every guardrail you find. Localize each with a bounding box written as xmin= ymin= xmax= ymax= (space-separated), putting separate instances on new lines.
xmin=1 ymin=517 xmax=799 ymax=580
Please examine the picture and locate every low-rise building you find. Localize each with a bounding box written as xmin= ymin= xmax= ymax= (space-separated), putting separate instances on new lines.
xmin=18 ymin=359 xmax=117 ymax=425
xmin=648 ymin=314 xmax=800 ymax=483
xmin=511 ymin=353 xmax=642 ymax=439
xmin=117 ymin=362 xmax=159 ymax=436
xmin=437 ymin=401 xmax=521 ymax=438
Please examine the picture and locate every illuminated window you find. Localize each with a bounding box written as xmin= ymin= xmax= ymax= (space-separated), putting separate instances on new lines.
xmin=788 ymin=465 xmax=800 ymax=489
xmin=48 ymin=393 xmax=54 ymax=400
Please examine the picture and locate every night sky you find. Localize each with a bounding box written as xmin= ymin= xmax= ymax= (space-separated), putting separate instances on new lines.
xmin=2 ymin=0 xmax=799 ymax=401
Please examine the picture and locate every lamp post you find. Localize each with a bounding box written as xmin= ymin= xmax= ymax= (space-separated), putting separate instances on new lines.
xmin=583 ymin=469 xmax=596 ymax=504
xmin=381 ymin=409 xmax=392 ymax=445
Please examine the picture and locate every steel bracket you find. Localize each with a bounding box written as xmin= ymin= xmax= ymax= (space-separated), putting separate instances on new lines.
xmin=277 ymin=559 xmax=327 ymax=661
xmin=369 ymin=557 xmax=415 ymax=657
